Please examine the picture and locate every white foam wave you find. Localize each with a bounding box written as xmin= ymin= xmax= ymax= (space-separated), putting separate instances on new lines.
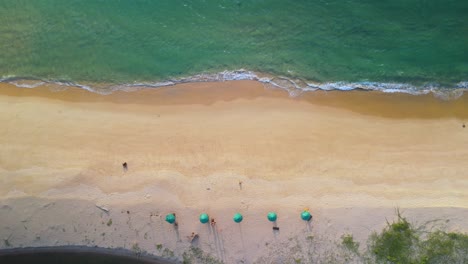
xmin=456 ymin=81 xmax=468 ymax=88
xmin=9 ymin=81 xmax=45 ymax=88
xmin=1 ymin=71 xmax=467 ymax=100
xmin=52 ymin=81 xmax=96 ymax=93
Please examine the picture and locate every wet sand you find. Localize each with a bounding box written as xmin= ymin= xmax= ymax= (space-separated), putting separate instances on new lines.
xmin=0 ymin=80 xmax=467 ymax=262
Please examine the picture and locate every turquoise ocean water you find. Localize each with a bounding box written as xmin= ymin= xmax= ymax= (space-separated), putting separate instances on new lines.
xmin=0 ymin=0 xmax=467 ymax=94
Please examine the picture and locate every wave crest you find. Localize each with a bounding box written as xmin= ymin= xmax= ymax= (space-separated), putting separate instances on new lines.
xmin=1 ymin=70 xmax=467 ymax=100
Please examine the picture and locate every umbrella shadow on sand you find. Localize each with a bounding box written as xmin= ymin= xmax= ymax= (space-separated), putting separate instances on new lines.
xmin=166 ymin=213 xmax=181 ymax=242
xmin=238 ymin=224 xmax=246 ymax=251
xmin=210 ymin=223 xmax=226 ymax=262
xmin=173 ymin=222 xmax=181 ymax=242
xmin=272 ymin=221 xmax=280 ymax=239
xmin=305 ymin=216 xmax=313 ymax=232
xmin=236 ymin=224 xmax=249 ymax=264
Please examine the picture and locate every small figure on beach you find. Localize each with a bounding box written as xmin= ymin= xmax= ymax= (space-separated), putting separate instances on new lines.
xmin=122 ymin=162 xmax=128 ymax=172
xmin=238 ymin=180 xmax=243 ymax=190
xmin=211 ymin=218 xmax=216 ymax=226
xmin=273 ymin=226 xmax=280 ymax=231
xmin=463 ymin=123 xmax=466 ymax=128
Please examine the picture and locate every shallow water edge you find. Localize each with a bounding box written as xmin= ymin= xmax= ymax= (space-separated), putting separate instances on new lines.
xmin=1 ymin=70 xmax=467 ymax=100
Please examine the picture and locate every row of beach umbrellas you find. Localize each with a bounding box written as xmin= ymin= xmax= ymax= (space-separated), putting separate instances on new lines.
xmin=165 ymin=210 xmax=312 ymax=224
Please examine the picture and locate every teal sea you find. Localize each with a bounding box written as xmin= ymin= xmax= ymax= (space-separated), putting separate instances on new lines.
xmin=0 ymin=0 xmax=467 ymax=94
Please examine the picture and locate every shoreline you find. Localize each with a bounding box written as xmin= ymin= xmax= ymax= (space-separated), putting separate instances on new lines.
xmin=1 ymin=80 xmax=468 ymax=120
xmin=2 ymin=70 xmax=467 ymax=96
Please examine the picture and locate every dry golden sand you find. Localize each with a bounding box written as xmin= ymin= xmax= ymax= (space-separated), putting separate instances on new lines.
xmin=0 ymin=80 xmax=468 ymax=262
xmin=0 ymin=81 xmax=467 ymax=207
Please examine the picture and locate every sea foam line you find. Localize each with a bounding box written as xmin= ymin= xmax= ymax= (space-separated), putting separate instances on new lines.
xmin=1 ymin=70 xmax=467 ymax=100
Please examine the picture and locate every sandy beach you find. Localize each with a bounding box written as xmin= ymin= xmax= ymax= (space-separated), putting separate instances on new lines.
xmin=1 ymin=80 xmax=467 ymax=263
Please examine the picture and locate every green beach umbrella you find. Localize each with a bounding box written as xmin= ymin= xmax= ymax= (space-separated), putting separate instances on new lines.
xmin=165 ymin=213 xmax=176 ymax=224
xmin=233 ymin=213 xmax=243 ymax=223
xmin=267 ymin=212 xmax=277 ymax=222
xmin=199 ymin=213 xmax=209 ymax=224
xmin=301 ymin=211 xmax=312 ymax=221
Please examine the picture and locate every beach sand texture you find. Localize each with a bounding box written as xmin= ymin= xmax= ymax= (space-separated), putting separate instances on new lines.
xmin=1 ymin=80 xmax=467 ymax=262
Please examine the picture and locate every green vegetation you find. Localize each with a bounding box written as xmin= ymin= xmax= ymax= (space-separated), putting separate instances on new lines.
xmin=252 ymin=211 xmax=468 ymax=263
xmin=367 ymin=212 xmax=468 ymax=264
xmin=182 ymin=247 xmax=223 ymax=264
xmin=341 ymin=234 xmax=360 ymax=253
xmin=154 ymin=244 xmax=176 ymax=259
xmin=161 ymin=248 xmax=175 ymax=258
xmin=369 ymin=213 xmax=419 ymax=263
xmin=3 ymin=239 xmax=11 ymax=247
xmin=419 ymin=231 xmax=468 ymax=264
xmin=131 ymin=243 xmax=142 ymax=256
xmin=84 ymin=210 xmax=464 ymax=263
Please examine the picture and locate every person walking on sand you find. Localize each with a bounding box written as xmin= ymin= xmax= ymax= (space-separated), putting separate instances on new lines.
xmin=122 ymin=162 xmax=128 ymax=172
xmin=211 ymin=218 xmax=216 ymax=226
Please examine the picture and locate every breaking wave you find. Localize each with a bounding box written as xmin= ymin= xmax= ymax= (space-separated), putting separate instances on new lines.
xmin=1 ymin=70 xmax=467 ymax=100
